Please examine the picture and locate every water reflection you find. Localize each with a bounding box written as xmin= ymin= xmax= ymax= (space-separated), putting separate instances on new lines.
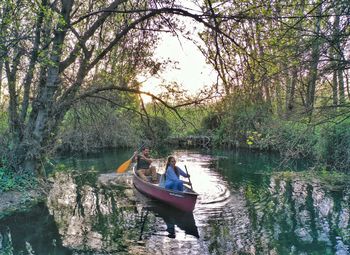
xmin=0 ymin=149 xmax=349 ymax=255
xmin=134 ymin=190 xmax=199 ymax=239
xmin=242 ymin=174 xmax=350 ymax=254
xmin=46 ymin=171 xmax=141 ymax=253
xmin=0 ymin=203 xmax=70 ymax=255
xmin=136 ymin=151 xmax=256 ymax=254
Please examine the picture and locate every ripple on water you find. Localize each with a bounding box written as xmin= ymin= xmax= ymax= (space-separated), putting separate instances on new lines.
xmin=194 ymin=186 xmax=250 ymax=231
xmin=199 ymin=183 xmax=230 ymax=205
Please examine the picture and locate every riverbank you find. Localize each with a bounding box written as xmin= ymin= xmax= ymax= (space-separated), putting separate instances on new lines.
xmin=0 ymin=172 xmax=133 ymax=217
xmin=275 ymin=169 xmax=350 ymax=191
xmin=0 ymin=185 xmax=48 ymax=219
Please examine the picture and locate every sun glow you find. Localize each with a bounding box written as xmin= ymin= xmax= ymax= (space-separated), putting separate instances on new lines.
xmin=139 ymin=23 xmax=217 ymax=104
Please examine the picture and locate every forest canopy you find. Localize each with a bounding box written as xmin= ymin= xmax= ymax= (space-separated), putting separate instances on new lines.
xmin=0 ymin=0 xmax=349 ymax=180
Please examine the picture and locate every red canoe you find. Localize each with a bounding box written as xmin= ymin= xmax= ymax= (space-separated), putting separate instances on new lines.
xmin=132 ymin=166 xmax=198 ymax=212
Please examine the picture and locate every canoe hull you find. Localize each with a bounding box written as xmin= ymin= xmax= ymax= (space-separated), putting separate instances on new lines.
xmin=133 ymin=168 xmax=198 ymax=212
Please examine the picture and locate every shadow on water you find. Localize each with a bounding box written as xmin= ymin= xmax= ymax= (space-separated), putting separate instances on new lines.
xmin=152 ymin=205 xmax=199 ymax=239
xmin=0 ymin=203 xmax=70 ymax=255
xmin=134 ymin=189 xmax=199 ymax=240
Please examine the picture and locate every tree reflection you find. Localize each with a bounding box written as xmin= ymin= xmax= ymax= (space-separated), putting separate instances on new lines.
xmin=243 ymin=174 xmax=349 ymax=254
xmin=1 ymin=156 xmax=349 ymax=255
xmin=0 ymin=228 xmax=14 ymax=255
xmin=47 ymin=171 xmax=141 ymax=253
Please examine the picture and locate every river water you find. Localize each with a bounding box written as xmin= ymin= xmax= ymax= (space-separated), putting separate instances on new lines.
xmin=0 ymin=149 xmax=349 ymax=255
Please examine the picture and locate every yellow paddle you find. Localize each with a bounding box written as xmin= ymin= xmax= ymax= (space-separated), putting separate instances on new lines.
xmin=116 ymin=144 xmax=144 ymax=173
xmin=116 ymin=156 xmax=134 ymax=173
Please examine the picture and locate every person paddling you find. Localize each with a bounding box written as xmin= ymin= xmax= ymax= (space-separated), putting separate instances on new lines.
xmin=164 ymin=156 xmax=190 ymax=191
xmin=134 ymin=146 xmax=158 ymax=183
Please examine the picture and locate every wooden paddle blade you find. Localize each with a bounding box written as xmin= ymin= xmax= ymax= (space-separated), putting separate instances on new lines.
xmin=116 ymin=159 xmax=132 ymax=173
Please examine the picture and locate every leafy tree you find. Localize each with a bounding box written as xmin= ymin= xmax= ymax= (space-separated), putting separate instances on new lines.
xmin=196 ymin=0 xmax=350 ymax=171
xmin=199 ymin=0 xmax=350 ymax=117
xmin=0 ymin=0 xmax=231 ymax=177
xmin=142 ymin=116 xmax=171 ymax=146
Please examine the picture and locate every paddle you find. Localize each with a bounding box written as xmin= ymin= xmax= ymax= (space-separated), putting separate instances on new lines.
xmin=116 ymin=144 xmax=144 ymax=173
xmin=184 ymin=165 xmax=193 ymax=190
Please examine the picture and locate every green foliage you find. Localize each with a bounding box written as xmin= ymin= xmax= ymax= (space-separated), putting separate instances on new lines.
xmin=200 ymin=94 xmax=320 ymax=161
xmin=173 ymin=107 xmax=209 ymax=136
xmin=145 ymin=104 xmax=209 ymax=137
xmin=201 ymin=110 xmax=221 ymax=132
xmin=142 ymin=116 xmax=171 ymax=145
xmin=202 ymin=94 xmax=271 ymax=147
xmin=0 ymin=110 xmax=9 ymax=134
xmin=315 ymin=120 xmax=350 ymax=171
xmin=259 ymin=120 xmax=317 ymax=158
xmin=204 ymin=91 xmax=350 ymax=173
xmin=57 ymin=101 xmax=140 ymax=153
xmin=196 ymin=0 xmax=349 ymax=174
xmin=0 ymin=165 xmax=37 ymax=192
xmin=246 ymin=131 xmax=262 ymax=146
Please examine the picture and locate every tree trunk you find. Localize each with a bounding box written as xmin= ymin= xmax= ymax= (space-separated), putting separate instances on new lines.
xmin=0 ymin=60 xmax=3 ymax=105
xmin=285 ymin=66 xmax=297 ymax=119
xmin=20 ymin=0 xmax=47 ymax=125
xmin=331 ymin=5 xmax=345 ymax=106
xmin=18 ymin=0 xmax=74 ymax=175
xmin=338 ymin=69 xmax=345 ymax=104
xmin=332 ymin=70 xmax=338 ymax=106
xmin=256 ymin=23 xmax=271 ymax=107
xmin=305 ymin=3 xmax=322 ymax=114
xmin=5 ymin=49 xmax=21 ymax=139
xmin=334 ymin=5 xmax=345 ymax=104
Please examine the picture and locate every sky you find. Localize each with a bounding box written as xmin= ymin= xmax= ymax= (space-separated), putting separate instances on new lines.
xmin=139 ymin=18 xmax=217 ymax=102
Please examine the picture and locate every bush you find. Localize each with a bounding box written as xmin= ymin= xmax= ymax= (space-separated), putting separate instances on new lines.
xmin=315 ymin=121 xmax=350 ymax=172
xmin=202 ymin=94 xmax=271 ymax=147
xmin=142 ymin=116 xmax=171 ymax=146
xmin=258 ymin=120 xmax=317 ymax=160
xmin=0 ymin=165 xmax=37 ymax=192
xmin=56 ymin=106 xmax=140 ymax=153
xmin=201 ymin=94 xmax=319 ymax=162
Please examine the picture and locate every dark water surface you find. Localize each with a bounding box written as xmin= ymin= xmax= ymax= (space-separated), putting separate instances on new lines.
xmin=0 ymin=149 xmax=349 ymax=254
